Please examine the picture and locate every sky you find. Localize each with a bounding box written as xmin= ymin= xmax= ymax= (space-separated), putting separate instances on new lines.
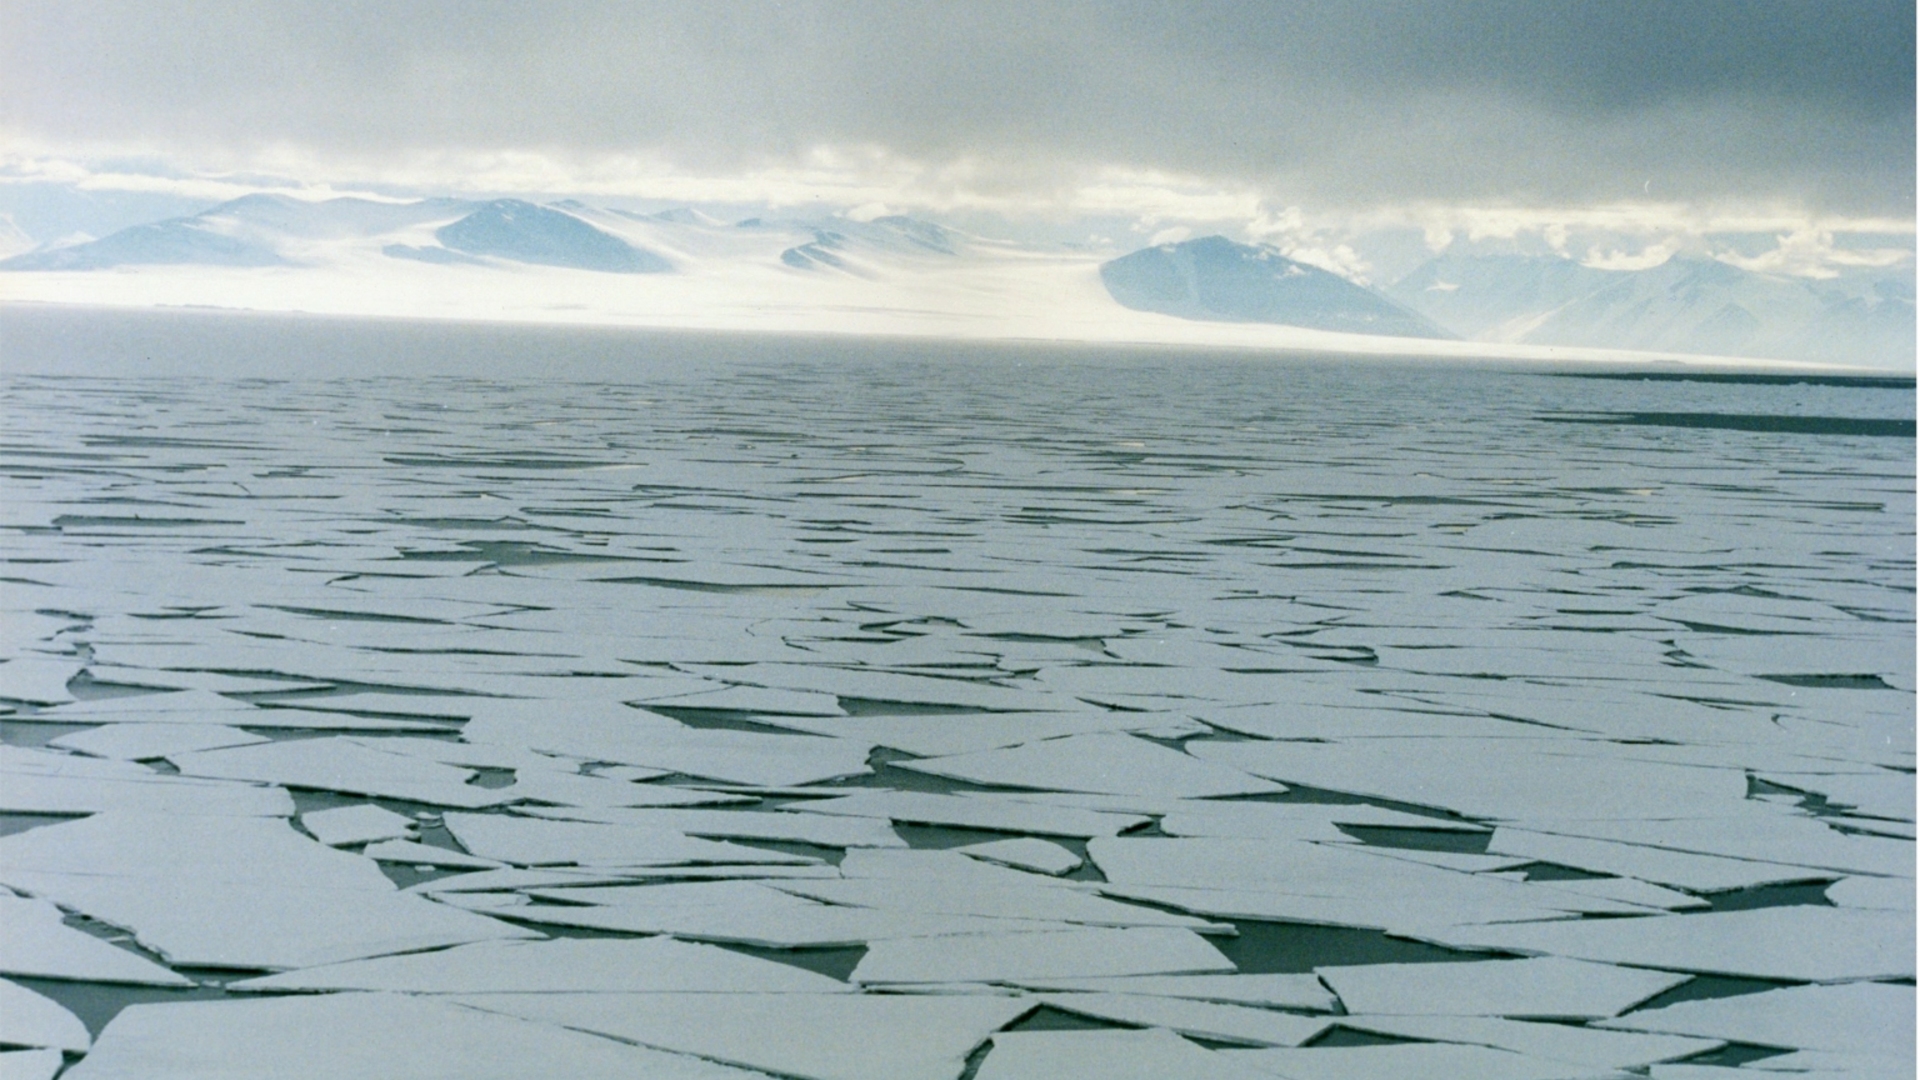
xmin=0 ymin=0 xmax=1913 ymax=276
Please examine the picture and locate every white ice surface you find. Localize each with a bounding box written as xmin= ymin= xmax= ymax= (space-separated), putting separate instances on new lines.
xmin=453 ymin=991 xmax=1032 ymax=1080
xmin=956 ymin=837 xmax=1083 ymax=875
xmin=0 ymin=659 xmax=80 ymax=704
xmin=1597 ymin=981 xmax=1916 ymax=1055
xmin=894 ymin=732 xmax=1283 ymax=798
xmin=61 ymin=991 xmax=775 ymax=1080
xmin=1222 ymin=1042 xmax=1630 ymax=1080
xmin=47 ymin=723 xmax=268 ymax=760
xmin=229 ymin=934 xmax=848 ymax=993
xmin=1420 ymin=906 xmax=1916 ymax=981
xmin=978 ymin=1028 xmax=1271 ymax=1080
xmin=464 ymin=709 xmax=874 ymax=786
xmin=0 ymin=1049 xmax=62 ymax=1080
xmin=851 ymin=926 xmax=1233 ymax=984
xmin=1038 ymin=992 xmax=1330 ymax=1045
xmin=1316 ymin=957 xmax=1688 ymax=1019
xmin=441 ymin=811 xmax=821 ymax=867
xmin=1336 ymin=1014 xmax=1721 ymax=1069
xmin=172 ymin=738 xmax=515 ymax=808
xmin=0 ymin=975 xmax=92 ymax=1051
xmin=0 ymin=894 xmax=192 ymax=986
xmin=360 ymin=839 xmax=504 ymax=869
xmin=516 ymin=804 xmax=905 ymax=848
xmin=1487 ymin=829 xmax=1833 ymax=892
xmin=784 ymin=790 xmax=1148 ymax=837
xmin=1009 ymin=973 xmax=1337 ymax=1011
xmin=300 ymin=803 xmax=417 ymax=846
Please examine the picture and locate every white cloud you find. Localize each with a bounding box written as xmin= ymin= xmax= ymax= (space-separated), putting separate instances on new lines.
xmin=1715 ymin=227 xmax=1915 ymax=280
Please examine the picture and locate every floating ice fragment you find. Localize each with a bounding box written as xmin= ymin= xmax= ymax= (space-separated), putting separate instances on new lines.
xmin=1316 ymin=957 xmax=1688 ymax=1020
xmin=0 ymin=1049 xmax=62 ymax=1080
xmin=1597 ymin=981 xmax=1916 ymax=1056
xmin=61 ymin=992 xmax=775 ymax=1080
xmin=1039 ymin=991 xmax=1331 ymax=1045
xmin=852 ymin=926 xmax=1234 ymax=984
xmin=231 ymin=935 xmax=849 ymax=993
xmin=895 ymin=732 xmax=1284 ymax=798
xmin=956 ymin=837 xmax=1083 ymax=875
xmin=785 ymin=790 xmax=1149 ymax=838
xmin=977 ymin=1028 xmax=1272 ymax=1080
xmin=1010 ymin=973 xmax=1336 ymax=1011
xmin=301 ymin=804 xmax=417 ymax=846
xmin=0 ymin=659 xmax=80 ymax=704
xmin=441 ymin=812 xmax=822 ymax=867
xmin=1419 ymin=906 xmax=1916 ymax=982
xmin=0 ymin=894 xmax=192 ymax=986
xmin=171 ymin=738 xmax=516 ymax=808
xmin=1336 ymin=1014 xmax=1721 ymax=1069
xmin=452 ymin=991 xmax=1031 ymax=1080
xmin=361 ymin=838 xmax=504 ymax=869
xmin=47 ymin=723 xmax=268 ymax=760
xmin=1221 ymin=1041 xmax=1622 ymax=1080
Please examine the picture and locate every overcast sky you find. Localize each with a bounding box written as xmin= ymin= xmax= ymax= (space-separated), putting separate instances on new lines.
xmin=1 ymin=1 xmax=1913 ymax=231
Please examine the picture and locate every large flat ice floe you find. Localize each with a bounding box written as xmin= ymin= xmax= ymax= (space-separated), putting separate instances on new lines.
xmin=0 ymin=337 xmax=1911 ymax=1077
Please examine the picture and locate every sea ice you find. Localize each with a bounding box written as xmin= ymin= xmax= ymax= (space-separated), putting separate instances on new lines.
xmin=1315 ymin=957 xmax=1688 ymax=1019
xmin=851 ymin=925 xmax=1234 ymax=984
xmin=1596 ymin=981 xmax=1916 ymax=1055
xmin=61 ymin=992 xmax=775 ymax=1080
xmin=300 ymin=803 xmax=418 ymax=846
xmin=0 ymin=975 xmax=92 ymax=1051
xmin=453 ymin=991 xmax=1032 ymax=1080
xmin=977 ymin=1028 xmax=1271 ymax=1080
xmin=894 ymin=732 xmax=1284 ymax=798
xmin=229 ymin=934 xmax=849 ymax=993
xmin=955 ymin=836 xmax=1083 ymax=874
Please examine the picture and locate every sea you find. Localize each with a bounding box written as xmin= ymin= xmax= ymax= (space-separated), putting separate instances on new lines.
xmin=1 ymin=305 xmax=1913 ymax=1074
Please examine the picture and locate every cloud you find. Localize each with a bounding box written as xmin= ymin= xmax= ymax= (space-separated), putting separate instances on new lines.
xmin=1 ymin=1 xmax=1911 ymax=217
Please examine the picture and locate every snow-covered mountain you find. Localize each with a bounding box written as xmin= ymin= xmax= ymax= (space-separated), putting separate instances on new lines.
xmin=1388 ymin=252 xmax=1916 ymax=368
xmin=1100 ymin=236 xmax=1448 ymax=339
xmin=1 ymin=192 xmax=1908 ymax=368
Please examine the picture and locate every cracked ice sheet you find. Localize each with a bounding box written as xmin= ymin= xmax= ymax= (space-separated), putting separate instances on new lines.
xmin=453 ymin=991 xmax=1032 ymax=1080
xmin=893 ymin=732 xmax=1283 ymax=798
xmin=0 ymin=748 xmax=293 ymax=816
xmin=1597 ymin=981 xmax=1916 ymax=1057
xmin=1485 ymin=828 xmax=1842 ymax=893
xmin=1220 ymin=1042 xmax=1632 ymax=1080
xmin=1088 ymin=837 xmax=1644 ymax=928
xmin=956 ymin=836 xmax=1082 ymax=874
xmin=1186 ymin=738 xmax=1749 ymax=821
xmin=300 ymin=803 xmax=417 ymax=846
xmin=977 ymin=1029 xmax=1272 ymax=1080
xmin=851 ymin=926 xmax=1233 ymax=984
xmin=0 ymin=1048 xmax=63 ymax=1080
xmin=769 ymin=870 xmax=1228 ymax=932
xmin=229 ymin=935 xmax=848 ymax=993
xmin=1333 ymin=1015 xmax=1721 ymax=1070
xmin=1315 ymin=957 xmax=1688 ymax=1020
xmin=46 ymin=723 xmax=269 ymax=760
xmin=170 ymin=738 xmax=517 ymax=808
xmin=1418 ymin=906 xmax=1917 ymax=982
xmin=1010 ymin=973 xmax=1336 ymax=1011
xmin=463 ymin=707 xmax=874 ymax=786
xmin=0 ymin=977 xmax=90 ymax=1052
xmin=0 ymin=895 xmax=191 ymax=986
xmin=1037 ymin=992 xmax=1331 ymax=1046
xmin=39 ymin=690 xmax=450 ymax=731
xmin=515 ymin=804 xmax=906 ymax=848
xmin=0 ymin=813 xmax=537 ymax=970
xmin=781 ymin=790 xmax=1149 ymax=838
xmin=755 ymin=710 xmax=1202 ymax=756
xmin=441 ymin=811 xmax=823 ymax=867
xmin=61 ymin=992 xmax=776 ymax=1080
xmin=512 ymin=879 xmax=1074 ymax=947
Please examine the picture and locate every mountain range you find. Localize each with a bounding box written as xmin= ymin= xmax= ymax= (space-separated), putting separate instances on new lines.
xmin=2 ymin=195 xmax=1909 ymax=368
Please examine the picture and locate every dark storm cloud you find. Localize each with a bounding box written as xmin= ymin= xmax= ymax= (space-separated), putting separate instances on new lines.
xmin=2 ymin=0 xmax=1911 ymax=212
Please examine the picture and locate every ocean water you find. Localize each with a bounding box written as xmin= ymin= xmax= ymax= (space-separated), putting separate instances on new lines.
xmin=1 ymin=307 xmax=1914 ymax=1077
